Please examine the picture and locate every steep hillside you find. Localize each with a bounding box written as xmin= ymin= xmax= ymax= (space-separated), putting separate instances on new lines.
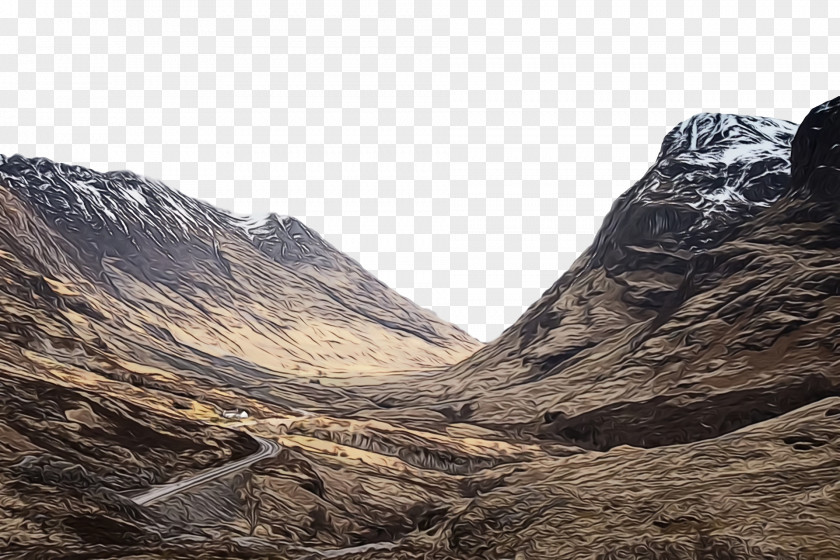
xmin=0 ymin=154 xmax=484 ymax=557
xmin=353 ymin=109 xmax=840 ymax=452
xmin=0 ymin=154 xmax=479 ymax=384
xmin=356 ymin=111 xmax=798 ymax=404
xmin=331 ymin=97 xmax=840 ymax=560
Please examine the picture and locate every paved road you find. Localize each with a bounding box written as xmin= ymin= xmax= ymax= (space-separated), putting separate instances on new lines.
xmin=132 ymin=434 xmax=401 ymax=558
xmin=131 ymin=435 xmax=282 ymax=506
xmin=301 ymin=541 xmax=399 ymax=558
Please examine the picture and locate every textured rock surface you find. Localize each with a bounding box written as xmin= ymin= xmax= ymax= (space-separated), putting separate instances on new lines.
xmin=4 ymin=98 xmax=840 ymax=559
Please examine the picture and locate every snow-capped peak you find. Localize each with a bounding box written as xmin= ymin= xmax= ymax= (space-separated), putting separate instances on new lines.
xmin=589 ymin=113 xmax=799 ymax=261
xmin=0 ymin=154 xmax=350 ymax=277
xmin=0 ymin=154 xmax=222 ymax=246
xmin=630 ymin=113 xmax=797 ymax=237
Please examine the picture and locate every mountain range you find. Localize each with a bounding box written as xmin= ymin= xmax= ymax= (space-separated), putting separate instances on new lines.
xmin=2 ymin=98 xmax=840 ymax=559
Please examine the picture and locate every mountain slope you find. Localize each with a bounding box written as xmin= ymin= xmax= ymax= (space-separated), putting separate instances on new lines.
xmin=390 ymin=397 xmax=840 ymax=560
xmin=452 ymin=112 xmax=798 ymax=390
xmin=0 ymin=154 xmax=487 ymax=557
xmin=355 ymin=112 xmax=799 ymax=405
xmin=351 ymin=99 xmax=840 ymax=458
xmin=0 ymin=154 xmax=479 ymax=385
xmin=325 ymin=97 xmax=840 ymax=560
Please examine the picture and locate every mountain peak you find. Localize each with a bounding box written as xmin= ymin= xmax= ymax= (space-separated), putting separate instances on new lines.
xmin=239 ymin=212 xmax=316 ymax=242
xmin=0 ymin=153 xmax=480 ymax=375
xmin=0 ymin=153 xmax=219 ymax=244
xmin=659 ymin=112 xmax=797 ymax=161
xmin=238 ymin=212 xmax=338 ymax=268
xmin=589 ymin=112 xmax=798 ymax=259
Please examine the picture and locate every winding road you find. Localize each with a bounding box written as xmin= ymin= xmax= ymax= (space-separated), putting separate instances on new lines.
xmin=130 ymin=433 xmax=402 ymax=558
xmin=131 ymin=435 xmax=282 ymax=506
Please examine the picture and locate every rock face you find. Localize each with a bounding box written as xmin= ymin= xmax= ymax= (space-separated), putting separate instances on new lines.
xmin=4 ymin=98 xmax=840 ymax=560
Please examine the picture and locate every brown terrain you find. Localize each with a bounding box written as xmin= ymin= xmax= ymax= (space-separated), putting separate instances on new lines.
xmin=1 ymin=98 xmax=840 ymax=559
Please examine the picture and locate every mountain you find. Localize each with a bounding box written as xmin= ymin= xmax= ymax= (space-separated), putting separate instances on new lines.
xmin=0 ymin=155 xmax=485 ymax=557
xmin=355 ymin=111 xmax=825 ymax=441
xmin=5 ymin=98 xmax=840 ymax=559
xmin=335 ymin=97 xmax=840 ymax=559
xmin=0 ymin=154 xmax=479 ymax=400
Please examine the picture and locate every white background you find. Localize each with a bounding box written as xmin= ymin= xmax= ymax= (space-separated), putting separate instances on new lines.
xmin=1 ymin=1 xmax=836 ymax=340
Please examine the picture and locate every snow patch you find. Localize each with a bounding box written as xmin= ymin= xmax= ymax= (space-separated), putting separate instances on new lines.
xmin=125 ymin=189 xmax=148 ymax=206
xmin=628 ymin=113 xmax=798 ymax=244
